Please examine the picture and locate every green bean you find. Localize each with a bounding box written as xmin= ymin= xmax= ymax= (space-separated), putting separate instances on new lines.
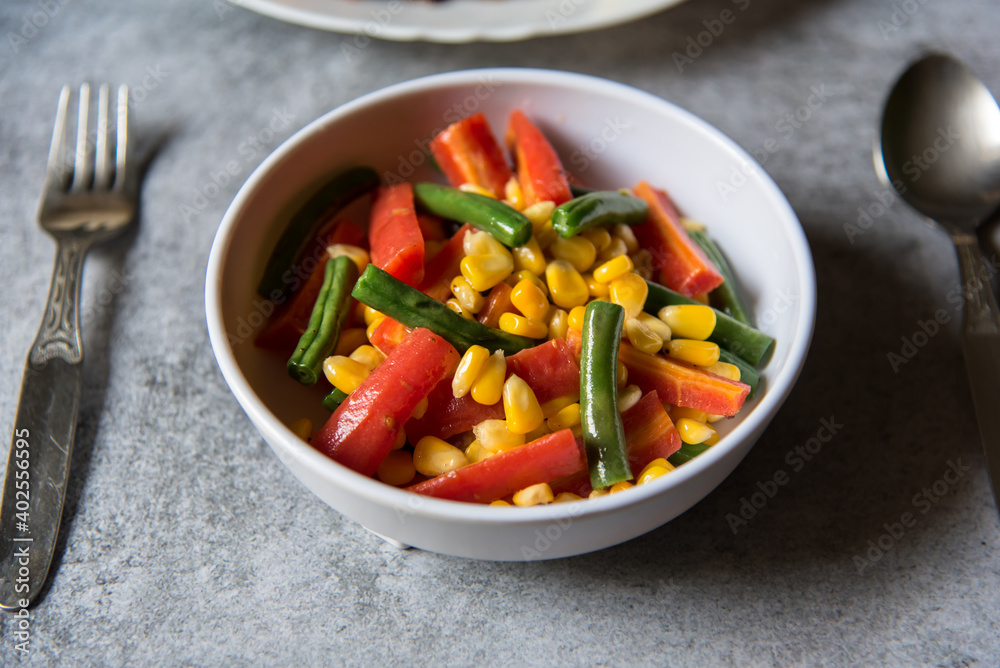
xmin=286 ymin=256 xmax=358 ymax=386
xmin=551 ymin=190 xmax=648 ymax=238
xmin=323 ymin=388 xmax=349 ymax=412
xmin=351 ymin=265 xmax=535 ymax=355
xmin=580 ymin=300 xmax=633 ymax=489
xmin=667 ymin=443 xmax=712 ymax=467
xmin=688 ymin=229 xmax=753 ymax=326
xmin=413 ymin=182 xmax=532 ymax=248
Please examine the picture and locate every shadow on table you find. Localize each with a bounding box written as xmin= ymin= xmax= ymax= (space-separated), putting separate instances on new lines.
xmin=30 ymin=132 xmax=170 ymax=608
xmin=537 ymin=209 xmax=987 ymax=585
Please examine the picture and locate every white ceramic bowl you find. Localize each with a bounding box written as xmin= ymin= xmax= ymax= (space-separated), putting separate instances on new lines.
xmin=206 ymin=69 xmax=815 ymax=560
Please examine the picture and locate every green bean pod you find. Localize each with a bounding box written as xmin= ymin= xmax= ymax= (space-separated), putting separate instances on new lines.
xmin=413 ymin=182 xmax=532 ymax=248
xmin=718 ymin=349 xmax=760 ymax=399
xmin=643 ymin=279 xmax=775 ymax=366
xmin=551 ymin=190 xmax=649 ymax=238
xmin=258 ymin=166 xmax=379 ymax=299
xmin=580 ymin=300 xmax=633 ymax=490
xmin=323 ymin=388 xmax=349 ymax=412
xmin=667 ymin=442 xmax=712 ymax=467
xmin=351 ymin=265 xmax=535 ymax=355
xmin=287 ymin=256 xmax=358 ymax=386
xmin=688 ymin=229 xmax=753 ymax=326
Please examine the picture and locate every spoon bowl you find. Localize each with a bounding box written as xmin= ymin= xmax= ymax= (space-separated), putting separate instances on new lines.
xmin=878 ymin=52 xmax=1000 ymax=515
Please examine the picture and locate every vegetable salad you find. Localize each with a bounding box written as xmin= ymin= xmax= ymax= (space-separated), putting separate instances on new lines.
xmin=256 ymin=109 xmax=774 ymax=506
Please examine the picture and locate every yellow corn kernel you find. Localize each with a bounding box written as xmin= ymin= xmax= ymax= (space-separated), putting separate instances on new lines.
xmin=534 ymin=219 xmax=559 ymax=250
xmin=504 ymin=176 xmax=525 ymax=211
xmin=553 ymin=492 xmax=584 ymax=504
xmin=676 ymin=418 xmax=717 ymax=445
xmin=524 ymin=422 xmax=551 ymax=443
xmin=693 ymin=293 xmax=710 ymax=305
xmin=597 ymin=236 xmax=628 ymax=263
xmin=547 ymin=402 xmax=581 ymax=431
xmin=465 ymin=440 xmax=493 ymax=464
xmin=377 ymin=450 xmax=416 ymax=486
xmin=499 ymin=312 xmax=548 ymax=339
xmin=618 ymin=385 xmax=642 ymax=413
xmin=609 ymin=272 xmax=649 ymax=320
xmin=461 ymin=254 xmax=514 ymax=292
xmin=671 ymin=406 xmax=708 ymax=423
xmin=335 ymin=327 xmax=369 ymax=356
xmin=614 ymin=223 xmax=639 ymax=253
xmin=705 ymin=413 xmax=726 ymax=424
xmin=463 ymin=229 xmax=507 ymax=257
xmin=502 ymin=375 xmax=544 ymax=435
xmin=637 ymin=464 xmax=673 ymax=485
xmin=473 ymin=419 xmax=525 ymax=451
xmin=609 ymin=481 xmax=634 ymax=494
xmin=362 ymin=305 xmax=384 ymax=326
xmin=512 ymin=269 xmax=548 ymax=296
xmin=411 ymin=396 xmax=429 ymax=421
xmin=446 ymin=298 xmax=474 ymax=319
xmin=545 ymin=260 xmax=590 ymax=310
xmin=639 ymin=458 xmax=672 ymax=477
xmin=657 ymin=305 xmax=717 ymax=341
xmin=326 ymin=244 xmax=371 ymax=275
xmin=705 ymin=361 xmax=741 ymax=381
xmin=631 ymin=249 xmax=654 ymax=281
xmin=666 ymin=339 xmax=720 ymax=367
xmin=512 ymin=482 xmax=554 ymax=507
xmin=413 ymin=437 xmax=469 ymax=477
xmin=289 ymin=418 xmax=312 ymax=441
xmin=490 ymin=499 xmax=512 ymax=506
xmin=592 ymin=255 xmax=634 ymax=283
xmin=567 ymin=305 xmax=588 ymax=331
xmin=582 ymin=227 xmax=612 ymax=253
xmin=458 ymin=182 xmax=498 ymax=198
xmin=617 ymin=360 xmax=628 ymax=387
xmin=452 ymin=344 xmax=490 ymax=398
xmin=471 ymin=350 xmax=506 ymax=405
xmin=512 ymin=237 xmax=547 ymax=276
xmin=349 ymin=344 xmax=385 ymax=371
xmin=391 ymin=429 xmax=407 ymax=450
xmin=549 ymin=236 xmax=597 ymax=273
xmin=510 ymin=279 xmax=550 ymax=321
xmin=540 ymin=394 xmax=579 ymax=418
xmin=588 ymin=489 xmax=609 ymax=499
xmin=523 ymin=201 xmax=556 ymax=227
xmin=704 ymin=430 xmax=721 ymax=445
xmin=322 ymin=355 xmax=370 ymax=394
xmin=585 ymin=273 xmax=610 ymax=298
xmin=451 ymin=275 xmax=485 ymax=314
xmin=625 ymin=317 xmax=663 ymax=355
xmin=548 ymin=307 xmax=568 ymax=341
xmin=637 ymin=312 xmax=671 ymax=344
xmin=366 ymin=317 xmax=384 ymax=341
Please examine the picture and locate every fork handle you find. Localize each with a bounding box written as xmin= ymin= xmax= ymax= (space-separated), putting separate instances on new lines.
xmin=0 ymin=237 xmax=89 ymax=609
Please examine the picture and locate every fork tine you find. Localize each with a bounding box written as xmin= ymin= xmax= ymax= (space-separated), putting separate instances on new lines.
xmin=45 ymin=85 xmax=72 ymax=187
xmin=70 ymin=83 xmax=92 ymax=192
xmin=113 ymin=85 xmax=129 ymax=191
xmin=94 ymin=84 xmax=111 ymax=190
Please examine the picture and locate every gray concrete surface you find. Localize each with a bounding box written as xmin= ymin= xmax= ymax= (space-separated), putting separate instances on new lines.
xmin=0 ymin=0 xmax=998 ymax=664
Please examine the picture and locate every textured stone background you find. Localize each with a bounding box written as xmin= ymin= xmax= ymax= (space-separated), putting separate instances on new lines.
xmin=1 ymin=0 xmax=999 ymax=664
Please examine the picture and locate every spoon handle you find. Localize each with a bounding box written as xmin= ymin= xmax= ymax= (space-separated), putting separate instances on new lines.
xmin=954 ymin=235 xmax=1000 ymax=511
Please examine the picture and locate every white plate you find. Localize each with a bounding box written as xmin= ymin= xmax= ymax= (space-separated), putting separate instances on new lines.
xmin=230 ymin=0 xmax=688 ymax=43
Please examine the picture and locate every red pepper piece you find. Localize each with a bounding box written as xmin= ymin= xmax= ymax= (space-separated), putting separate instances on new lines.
xmin=506 ymin=110 xmax=572 ymax=207
xmin=369 ymin=183 xmax=425 ymax=288
xmin=430 ymin=113 xmax=513 ymax=198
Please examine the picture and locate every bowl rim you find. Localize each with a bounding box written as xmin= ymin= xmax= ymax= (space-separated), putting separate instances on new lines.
xmin=205 ymin=67 xmax=816 ymax=527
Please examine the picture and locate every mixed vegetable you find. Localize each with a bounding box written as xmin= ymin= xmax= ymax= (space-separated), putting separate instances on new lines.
xmin=256 ymin=110 xmax=775 ymax=506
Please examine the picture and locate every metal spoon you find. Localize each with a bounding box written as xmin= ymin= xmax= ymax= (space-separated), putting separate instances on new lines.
xmin=877 ymin=52 xmax=1000 ymax=513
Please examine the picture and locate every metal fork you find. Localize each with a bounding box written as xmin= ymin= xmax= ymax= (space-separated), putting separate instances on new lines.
xmin=0 ymin=84 xmax=135 ymax=610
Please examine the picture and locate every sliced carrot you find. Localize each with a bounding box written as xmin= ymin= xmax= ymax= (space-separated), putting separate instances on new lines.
xmin=506 ymin=110 xmax=572 ymax=207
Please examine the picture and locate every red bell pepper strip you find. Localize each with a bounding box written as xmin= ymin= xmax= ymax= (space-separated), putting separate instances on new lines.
xmin=476 ymin=281 xmax=515 ymax=329
xmin=620 ymin=342 xmax=749 ymax=417
xmin=506 ymin=110 xmax=572 ymax=207
xmin=368 ymin=317 xmax=410 ymax=357
xmin=256 ymin=218 xmax=366 ymax=350
xmin=405 ymin=338 xmax=581 ymax=443
xmin=406 ymin=428 xmax=586 ymax=503
xmin=312 ymin=328 xmax=460 ymax=477
xmin=632 ymin=182 xmax=723 ymax=298
xmin=417 ymin=213 xmax=448 ymax=243
xmin=369 ymin=183 xmax=425 ymax=288
xmin=551 ymin=390 xmax=682 ymax=496
xmin=430 ymin=113 xmax=513 ymax=199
